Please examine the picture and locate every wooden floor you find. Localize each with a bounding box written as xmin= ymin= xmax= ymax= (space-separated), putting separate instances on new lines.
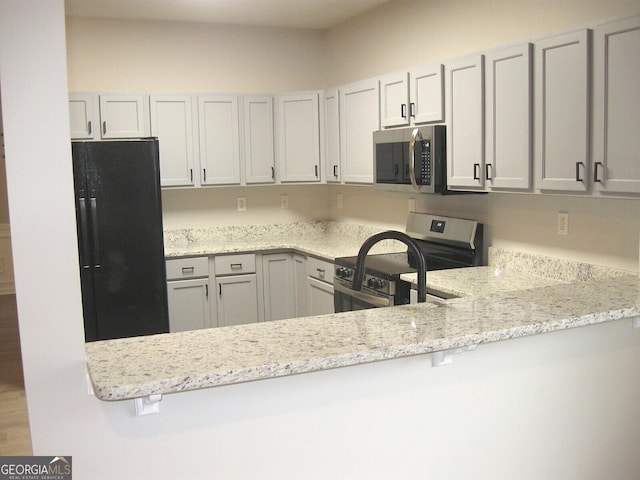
xmin=0 ymin=294 xmax=32 ymax=455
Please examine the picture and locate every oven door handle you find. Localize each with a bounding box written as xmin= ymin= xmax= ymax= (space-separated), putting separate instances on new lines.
xmin=334 ymin=282 xmax=392 ymax=308
xmin=408 ymin=127 xmax=423 ymax=192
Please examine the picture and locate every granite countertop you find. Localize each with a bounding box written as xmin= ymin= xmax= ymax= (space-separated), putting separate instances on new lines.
xmin=402 ymin=267 xmax=567 ymax=298
xmin=86 ymin=274 xmax=640 ymax=401
xmin=85 ymin=222 xmax=640 ymax=402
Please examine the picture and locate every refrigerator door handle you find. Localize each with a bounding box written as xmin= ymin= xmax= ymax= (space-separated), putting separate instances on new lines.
xmin=78 ymin=197 xmax=92 ymax=269
xmin=89 ymin=197 xmax=101 ymax=268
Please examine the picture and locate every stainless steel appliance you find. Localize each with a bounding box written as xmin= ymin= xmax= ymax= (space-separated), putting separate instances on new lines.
xmin=373 ymin=125 xmax=447 ymax=193
xmin=334 ymin=212 xmax=483 ymax=312
xmin=72 ymin=138 xmax=169 ymax=342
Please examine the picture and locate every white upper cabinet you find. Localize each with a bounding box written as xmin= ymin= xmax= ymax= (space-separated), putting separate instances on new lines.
xmin=340 ymin=78 xmax=380 ymax=184
xmin=99 ymin=93 xmax=149 ymax=139
xmin=410 ymin=64 xmax=445 ymax=125
xmin=277 ymin=92 xmax=321 ymax=183
xmin=149 ymin=94 xmax=196 ymax=187
xmin=243 ymin=95 xmax=276 ymax=184
xmin=484 ymin=43 xmax=533 ymax=190
xmin=380 ymin=72 xmax=410 ymax=128
xmin=69 ymin=93 xmax=148 ymax=140
xmin=69 ymin=93 xmax=99 ymax=140
xmin=592 ymin=15 xmax=640 ymax=195
xmin=323 ymin=89 xmax=341 ymax=183
xmin=534 ymin=30 xmax=591 ymax=192
xmin=198 ymin=95 xmax=241 ymax=186
xmin=445 ymin=54 xmax=485 ymax=189
xmin=380 ymin=64 xmax=444 ymax=128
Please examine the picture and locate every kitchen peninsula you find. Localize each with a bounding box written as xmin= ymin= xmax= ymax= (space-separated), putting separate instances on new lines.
xmin=85 ymin=223 xmax=640 ymax=402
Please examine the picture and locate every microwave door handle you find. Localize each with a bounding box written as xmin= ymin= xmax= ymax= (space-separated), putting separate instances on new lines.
xmin=408 ymin=128 xmax=422 ymax=192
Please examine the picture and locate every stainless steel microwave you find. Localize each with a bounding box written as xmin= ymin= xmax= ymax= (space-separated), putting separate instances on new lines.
xmin=373 ymin=125 xmax=447 ymax=193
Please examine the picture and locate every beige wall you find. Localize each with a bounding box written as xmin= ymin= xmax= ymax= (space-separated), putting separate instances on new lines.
xmin=66 ymin=17 xmax=327 ymax=93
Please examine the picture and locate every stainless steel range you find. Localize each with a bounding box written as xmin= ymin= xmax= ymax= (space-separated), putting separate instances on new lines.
xmin=334 ymin=212 xmax=483 ymax=312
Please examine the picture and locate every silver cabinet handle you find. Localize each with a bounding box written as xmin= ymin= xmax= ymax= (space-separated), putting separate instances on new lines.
xmin=181 ymin=266 xmax=195 ymax=273
xmin=89 ymin=197 xmax=100 ymax=268
xmin=408 ymin=128 xmax=422 ymax=192
xmin=230 ymin=263 xmax=243 ymax=269
xmin=78 ymin=197 xmax=91 ymax=269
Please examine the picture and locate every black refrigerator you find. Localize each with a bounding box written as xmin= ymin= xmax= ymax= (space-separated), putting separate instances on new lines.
xmin=72 ymin=138 xmax=169 ymax=342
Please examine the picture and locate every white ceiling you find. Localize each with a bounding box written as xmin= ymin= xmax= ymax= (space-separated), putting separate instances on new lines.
xmin=64 ymin=0 xmax=394 ymax=30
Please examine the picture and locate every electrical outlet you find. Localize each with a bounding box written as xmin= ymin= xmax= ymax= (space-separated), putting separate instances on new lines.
xmin=337 ymin=193 xmax=343 ymax=209
xmin=237 ymin=197 xmax=247 ymax=212
xmin=557 ymin=212 xmax=568 ymax=235
xmin=280 ymin=194 xmax=289 ymax=209
xmin=408 ymin=198 xmax=416 ymax=212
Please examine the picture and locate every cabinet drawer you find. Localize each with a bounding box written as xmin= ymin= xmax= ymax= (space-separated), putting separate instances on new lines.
xmin=307 ymin=256 xmax=334 ymax=283
xmin=214 ymin=254 xmax=256 ymax=275
xmin=166 ymin=257 xmax=209 ymax=280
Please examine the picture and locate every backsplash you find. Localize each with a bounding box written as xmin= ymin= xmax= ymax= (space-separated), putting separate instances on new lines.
xmin=489 ymin=247 xmax=633 ymax=282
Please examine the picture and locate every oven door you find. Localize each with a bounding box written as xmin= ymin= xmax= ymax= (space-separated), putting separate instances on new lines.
xmin=333 ymin=282 xmax=393 ymax=312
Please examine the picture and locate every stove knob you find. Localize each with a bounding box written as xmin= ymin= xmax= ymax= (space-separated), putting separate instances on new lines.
xmin=367 ymin=278 xmax=385 ymax=290
xmin=336 ymin=267 xmax=351 ymax=278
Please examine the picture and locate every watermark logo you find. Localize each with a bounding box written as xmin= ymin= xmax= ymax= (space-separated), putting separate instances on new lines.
xmin=0 ymin=456 xmax=72 ymax=480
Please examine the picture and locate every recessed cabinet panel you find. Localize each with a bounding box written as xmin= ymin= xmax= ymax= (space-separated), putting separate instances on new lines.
xmin=216 ymin=274 xmax=259 ymax=327
xmin=262 ymin=254 xmax=295 ymax=322
xmin=149 ymin=95 xmax=195 ymax=187
xmin=277 ymin=93 xmax=321 ymax=183
xmin=307 ymin=277 xmax=334 ymax=316
xmin=99 ymin=94 xmax=148 ymax=139
xmin=380 ymin=72 xmax=410 ymax=128
xmin=445 ymin=55 xmax=485 ymax=189
xmin=485 ymin=44 xmax=532 ymax=190
xmin=410 ymin=64 xmax=444 ymax=124
xmin=340 ymin=79 xmax=380 ymax=184
xmin=535 ymin=30 xmax=590 ymax=192
xmin=244 ymin=95 xmax=275 ymax=184
xmin=323 ymin=90 xmax=341 ymax=183
xmin=167 ymin=278 xmax=210 ymax=332
xmin=593 ymin=16 xmax=640 ymax=194
xmin=198 ymin=95 xmax=241 ymax=185
xmin=69 ymin=93 xmax=98 ymax=140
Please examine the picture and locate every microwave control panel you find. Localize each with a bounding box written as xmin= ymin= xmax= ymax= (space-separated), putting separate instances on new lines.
xmin=418 ymin=139 xmax=431 ymax=185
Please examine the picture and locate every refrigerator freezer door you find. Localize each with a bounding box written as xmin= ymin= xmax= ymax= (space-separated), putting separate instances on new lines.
xmin=73 ymin=139 xmax=169 ymax=341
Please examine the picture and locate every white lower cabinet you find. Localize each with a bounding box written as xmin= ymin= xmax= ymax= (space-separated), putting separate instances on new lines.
xmin=215 ymin=274 xmax=259 ymax=327
xmin=214 ymin=254 xmax=259 ymax=327
xmin=306 ymin=257 xmax=334 ymax=316
xmin=166 ymin=257 xmax=211 ymax=333
xmin=262 ymin=253 xmax=296 ymax=322
xmin=167 ymin=279 xmax=211 ymax=332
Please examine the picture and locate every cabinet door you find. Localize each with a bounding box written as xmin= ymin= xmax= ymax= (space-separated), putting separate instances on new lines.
xmin=293 ymin=254 xmax=307 ymax=318
xmin=99 ymin=94 xmax=148 ymax=139
xmin=307 ymin=277 xmax=334 ymax=316
xmin=149 ymin=95 xmax=196 ymax=187
xmin=198 ymin=95 xmax=241 ymax=185
xmin=410 ymin=64 xmax=444 ymax=124
xmin=535 ymin=30 xmax=590 ymax=192
xmin=323 ymin=89 xmax=341 ymax=183
xmin=380 ymin=72 xmax=410 ymax=128
xmin=167 ymin=278 xmax=210 ymax=332
xmin=277 ymin=93 xmax=321 ymax=183
xmin=216 ymin=274 xmax=259 ymax=327
xmin=340 ymin=78 xmax=380 ymax=184
xmin=262 ymin=254 xmax=295 ymax=322
xmin=69 ymin=92 xmax=99 ymax=140
xmin=593 ymin=16 xmax=640 ymax=194
xmin=484 ymin=44 xmax=532 ymax=190
xmin=243 ymin=95 xmax=275 ymax=184
xmin=445 ymin=54 xmax=485 ymax=189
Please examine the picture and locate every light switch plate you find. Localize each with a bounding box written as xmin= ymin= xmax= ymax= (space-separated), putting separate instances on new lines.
xmin=280 ymin=194 xmax=289 ymax=209
xmin=557 ymin=212 xmax=568 ymax=235
xmin=237 ymin=197 xmax=247 ymax=212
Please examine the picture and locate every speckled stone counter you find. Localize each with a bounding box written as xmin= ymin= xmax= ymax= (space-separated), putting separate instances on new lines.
xmin=85 ymin=274 xmax=640 ymax=401
xmin=85 ymin=222 xmax=640 ymax=402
